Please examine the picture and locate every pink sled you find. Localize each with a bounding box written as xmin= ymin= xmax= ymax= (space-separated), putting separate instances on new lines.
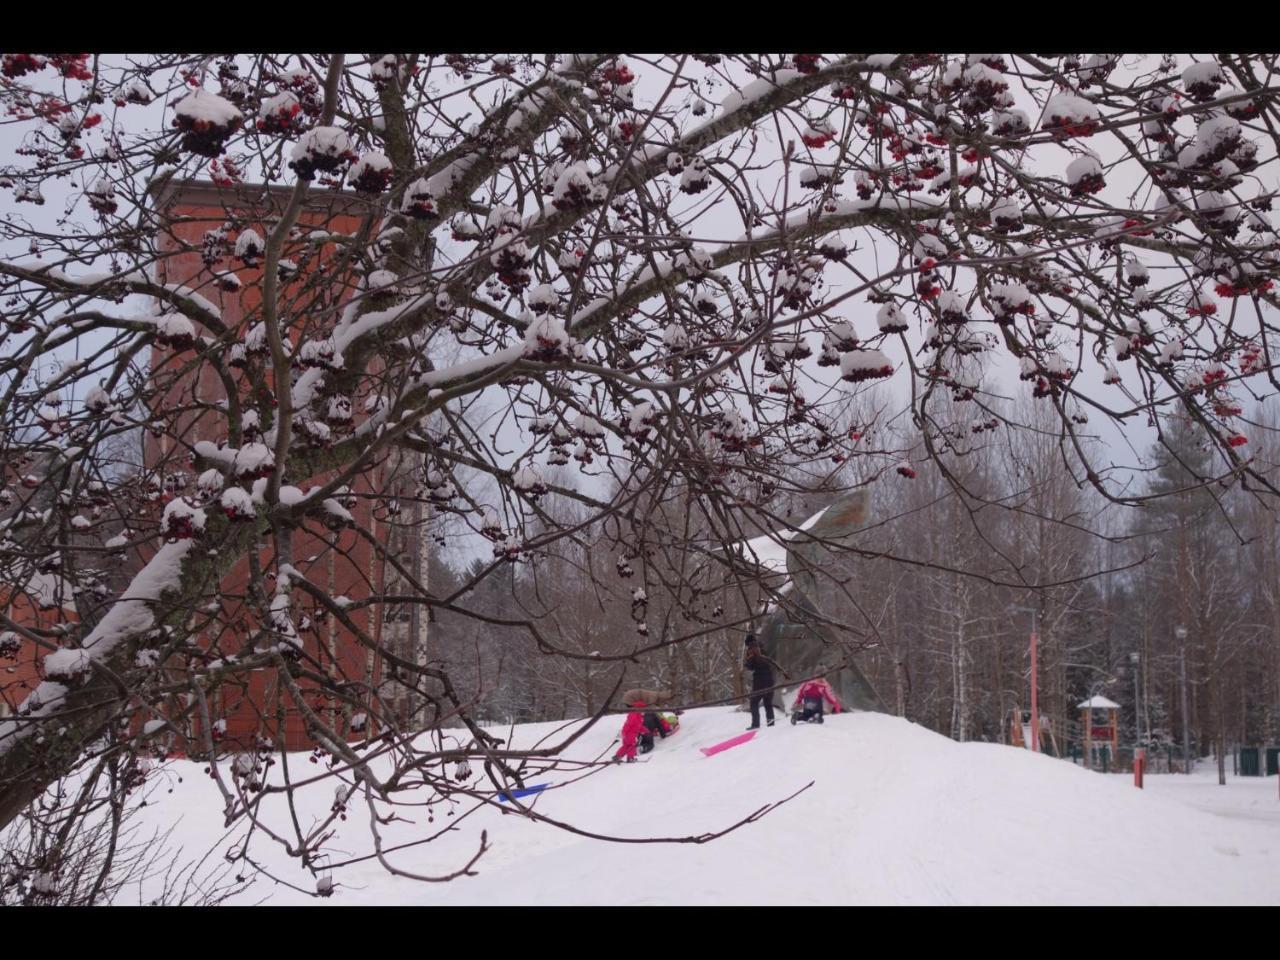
xmin=699 ymin=730 xmax=757 ymax=757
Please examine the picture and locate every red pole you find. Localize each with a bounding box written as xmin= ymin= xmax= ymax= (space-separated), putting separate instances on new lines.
xmin=1030 ymin=618 xmax=1040 ymax=754
xmin=1134 ymin=747 xmax=1145 ymax=789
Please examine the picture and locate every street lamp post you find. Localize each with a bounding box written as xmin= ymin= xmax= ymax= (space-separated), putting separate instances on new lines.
xmin=1176 ymin=625 xmax=1190 ymax=775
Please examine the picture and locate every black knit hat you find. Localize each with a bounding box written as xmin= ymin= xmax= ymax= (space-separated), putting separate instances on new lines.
xmin=744 ymin=633 xmax=757 ymax=647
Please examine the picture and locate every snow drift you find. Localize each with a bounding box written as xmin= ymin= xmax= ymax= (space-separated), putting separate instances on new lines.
xmin=125 ymin=707 xmax=1279 ymax=905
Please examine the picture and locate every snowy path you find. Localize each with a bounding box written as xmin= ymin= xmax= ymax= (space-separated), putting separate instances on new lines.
xmin=1122 ymin=766 xmax=1280 ymax=827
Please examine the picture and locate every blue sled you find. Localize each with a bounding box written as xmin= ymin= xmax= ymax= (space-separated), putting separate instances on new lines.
xmin=497 ymin=783 xmax=549 ymax=803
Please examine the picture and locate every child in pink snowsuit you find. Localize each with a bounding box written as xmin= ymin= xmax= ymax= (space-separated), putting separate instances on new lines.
xmin=790 ymin=678 xmax=842 ymax=724
xmin=614 ymin=705 xmax=648 ymax=762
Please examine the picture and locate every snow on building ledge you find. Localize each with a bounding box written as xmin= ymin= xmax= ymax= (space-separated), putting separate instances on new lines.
xmin=146 ymin=174 xmax=370 ymax=217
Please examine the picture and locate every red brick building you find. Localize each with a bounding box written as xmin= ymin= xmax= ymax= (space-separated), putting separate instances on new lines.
xmin=0 ymin=577 xmax=76 ymax=719
xmin=143 ymin=178 xmax=421 ymax=751
xmin=3 ymin=179 xmax=425 ymax=752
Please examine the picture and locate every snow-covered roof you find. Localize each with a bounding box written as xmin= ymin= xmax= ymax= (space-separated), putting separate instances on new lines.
xmin=1077 ymin=696 xmax=1121 ymax=710
xmin=734 ymin=506 xmax=829 ymax=574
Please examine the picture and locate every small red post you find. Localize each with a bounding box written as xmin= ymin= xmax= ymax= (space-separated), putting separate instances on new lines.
xmin=1134 ymin=748 xmax=1145 ymax=789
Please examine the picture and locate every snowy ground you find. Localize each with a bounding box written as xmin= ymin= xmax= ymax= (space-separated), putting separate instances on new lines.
xmin=1121 ymin=763 xmax=1280 ymax=826
xmin=122 ymin=707 xmax=1280 ymax=906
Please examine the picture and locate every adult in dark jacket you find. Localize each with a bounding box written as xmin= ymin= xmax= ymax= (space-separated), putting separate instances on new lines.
xmin=743 ymin=634 xmax=787 ymax=730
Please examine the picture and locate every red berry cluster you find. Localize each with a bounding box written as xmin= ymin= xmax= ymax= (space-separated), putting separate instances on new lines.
xmin=1215 ymin=278 xmax=1274 ymax=299
xmin=793 ymin=54 xmax=822 ymax=75
xmin=351 ymin=164 xmax=393 ymax=195
xmin=2 ymin=53 xmax=46 ymax=78
xmin=173 ymin=114 xmax=241 ymax=159
xmin=50 ymin=54 xmax=93 ymax=81
xmin=209 ymin=157 xmax=242 ymax=188
xmin=600 ymin=63 xmax=634 ymax=86
xmin=257 ymin=99 xmax=305 ymax=137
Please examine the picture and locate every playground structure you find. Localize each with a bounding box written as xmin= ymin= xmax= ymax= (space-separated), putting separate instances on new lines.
xmin=1008 ymin=709 xmax=1059 ymax=755
xmin=747 ymin=490 xmax=888 ymax=713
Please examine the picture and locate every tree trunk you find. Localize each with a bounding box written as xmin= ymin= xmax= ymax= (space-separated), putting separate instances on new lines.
xmin=894 ymin=659 xmax=907 ymax=718
xmin=952 ymin=613 xmax=967 ymax=743
xmin=1215 ymin=674 xmax=1227 ymax=786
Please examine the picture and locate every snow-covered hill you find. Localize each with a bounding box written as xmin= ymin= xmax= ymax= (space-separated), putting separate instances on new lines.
xmin=132 ymin=707 xmax=1280 ymax=905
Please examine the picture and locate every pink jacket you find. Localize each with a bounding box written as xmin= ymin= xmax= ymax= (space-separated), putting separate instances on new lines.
xmin=614 ymin=711 xmax=647 ymax=761
xmin=792 ymin=679 xmax=842 ymax=713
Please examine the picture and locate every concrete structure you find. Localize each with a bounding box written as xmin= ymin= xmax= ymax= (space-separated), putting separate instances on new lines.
xmin=745 ymin=490 xmax=887 ymax=713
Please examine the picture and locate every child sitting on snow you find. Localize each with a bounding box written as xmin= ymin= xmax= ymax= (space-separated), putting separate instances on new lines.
xmin=638 ymin=711 xmax=679 ymax=753
xmin=790 ymin=677 xmax=842 ymax=725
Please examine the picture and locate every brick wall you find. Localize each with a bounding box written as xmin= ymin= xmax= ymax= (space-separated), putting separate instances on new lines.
xmin=145 ymin=179 xmax=389 ymax=752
